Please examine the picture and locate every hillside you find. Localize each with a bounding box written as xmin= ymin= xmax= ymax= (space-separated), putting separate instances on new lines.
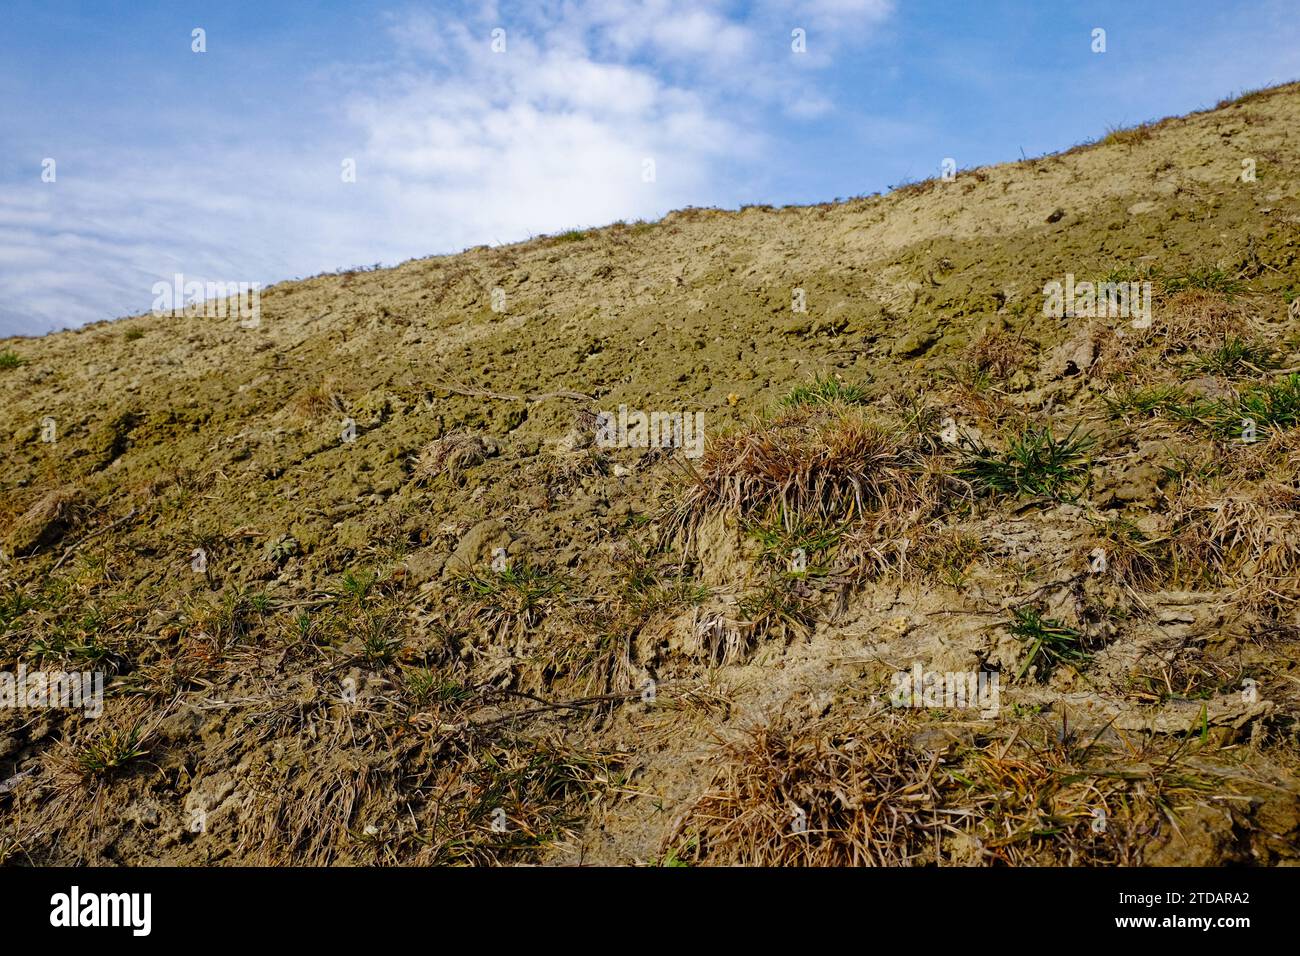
xmin=2 ymin=83 xmax=1299 ymax=866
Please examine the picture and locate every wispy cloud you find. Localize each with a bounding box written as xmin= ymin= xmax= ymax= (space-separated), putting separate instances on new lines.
xmin=1 ymin=1 xmax=896 ymax=336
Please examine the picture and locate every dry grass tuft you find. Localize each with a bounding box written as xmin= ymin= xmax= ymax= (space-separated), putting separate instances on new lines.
xmin=667 ymin=710 xmax=1232 ymax=867
xmin=412 ymin=432 xmax=496 ymax=484
xmin=674 ymin=407 xmax=950 ymax=545
xmin=1168 ymin=472 xmax=1300 ymax=608
xmin=1101 ymin=121 xmax=1157 ymax=147
xmin=666 ymin=711 xmax=950 ymax=866
xmin=291 ymin=379 xmax=348 ymax=420
xmin=1089 ymin=516 xmax=1168 ymax=589
xmin=5 ymin=487 xmax=87 ymax=556
xmin=966 ymin=329 xmax=1030 ymax=379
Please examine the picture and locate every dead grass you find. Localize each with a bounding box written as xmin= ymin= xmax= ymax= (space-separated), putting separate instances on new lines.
xmin=4 ymin=487 xmax=87 ymax=556
xmin=1089 ymin=516 xmax=1168 ymax=589
xmin=966 ymin=329 xmax=1030 ymax=379
xmin=667 ymin=709 xmax=1233 ymax=866
xmin=290 ymin=379 xmax=348 ymax=421
xmin=1168 ymin=472 xmax=1300 ymax=608
xmin=666 ymin=711 xmax=952 ymax=865
xmin=412 ymin=432 xmax=496 ymax=484
xmin=1101 ymin=121 xmax=1157 ymax=147
xmin=674 ymin=406 xmax=951 ymax=546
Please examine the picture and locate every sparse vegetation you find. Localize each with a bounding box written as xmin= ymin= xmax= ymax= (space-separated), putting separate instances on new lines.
xmin=1189 ymin=336 xmax=1276 ymax=377
xmin=780 ymin=373 xmax=868 ymax=408
xmin=957 ymin=425 xmax=1094 ymax=500
xmin=1101 ymin=121 xmax=1156 ymax=147
xmin=3 ymin=83 xmax=1299 ymax=868
xmin=1164 ymin=266 xmax=1242 ymax=298
xmin=1008 ymin=607 xmax=1091 ymax=681
xmin=74 ymin=721 xmax=149 ymax=776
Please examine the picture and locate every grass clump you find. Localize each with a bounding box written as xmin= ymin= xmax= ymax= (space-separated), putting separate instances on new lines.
xmin=1101 ymin=122 xmax=1156 ymax=147
xmin=737 ymin=575 xmax=817 ymax=643
xmin=403 ymin=669 xmax=472 ymax=706
xmin=676 ymin=406 xmax=947 ymax=540
xmin=669 ymin=707 xmax=1231 ymax=866
xmin=416 ymin=735 xmax=625 ymax=865
xmin=1189 ymin=336 xmax=1276 ymax=377
xmin=957 ymin=425 xmax=1094 ymax=500
xmin=1230 ymin=372 xmax=1300 ymax=433
xmin=667 ymin=712 xmax=953 ymax=866
xmin=1164 ymin=267 xmax=1242 ymax=298
xmin=75 ymin=721 xmax=149 ymax=776
xmin=1168 ymin=472 xmax=1300 ymax=602
xmin=1103 ymin=384 xmax=1191 ymax=421
xmin=456 ymin=561 xmax=567 ymax=642
xmin=412 ymin=432 xmax=494 ymax=485
xmin=910 ymin=528 xmax=984 ymax=587
xmin=1089 ymin=517 xmax=1167 ymax=589
xmin=965 ymin=329 xmax=1029 ymax=380
xmin=746 ymin=515 xmax=844 ymax=574
xmin=0 ymin=348 xmax=26 ymax=369
xmin=1008 ymin=607 xmax=1091 ymax=681
xmin=779 ymin=373 xmax=868 ymax=409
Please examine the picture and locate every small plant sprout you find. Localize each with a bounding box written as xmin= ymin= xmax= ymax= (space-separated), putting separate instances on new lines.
xmin=1009 ymin=607 xmax=1090 ymax=681
xmin=780 ymin=373 xmax=868 ymax=408
xmin=958 ymin=424 xmax=1094 ymax=500
xmin=76 ymin=721 xmax=149 ymax=776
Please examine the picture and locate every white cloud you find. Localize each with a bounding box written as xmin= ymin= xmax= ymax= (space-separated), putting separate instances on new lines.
xmin=0 ymin=1 xmax=896 ymax=336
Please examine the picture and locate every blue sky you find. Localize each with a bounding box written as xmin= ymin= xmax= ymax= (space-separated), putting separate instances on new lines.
xmin=2 ymin=0 xmax=1298 ymax=336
